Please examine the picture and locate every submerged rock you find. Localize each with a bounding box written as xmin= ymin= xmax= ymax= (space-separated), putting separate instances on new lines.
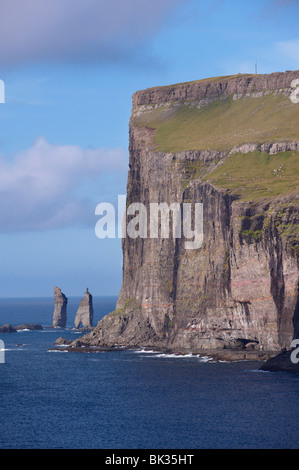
xmin=74 ymin=288 xmax=93 ymax=329
xmin=52 ymin=286 xmax=68 ymax=328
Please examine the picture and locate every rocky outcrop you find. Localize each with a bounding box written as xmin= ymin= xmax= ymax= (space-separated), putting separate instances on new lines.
xmin=0 ymin=324 xmax=17 ymax=333
xmin=0 ymin=323 xmax=43 ymax=333
xmin=132 ymin=70 xmax=299 ymax=106
xmin=69 ymin=71 xmax=299 ymax=363
xmin=260 ymin=295 xmax=299 ymax=372
xmin=259 ymin=349 xmax=299 ymax=373
xmin=52 ymin=286 xmax=68 ymax=328
xmin=230 ymin=141 xmax=299 ymax=155
xmin=74 ymin=288 xmax=93 ymax=329
xmin=16 ymin=324 xmax=43 ymax=331
xmin=54 ymin=337 xmax=72 ymax=345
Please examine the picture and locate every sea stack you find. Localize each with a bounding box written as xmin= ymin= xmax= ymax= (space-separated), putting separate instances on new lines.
xmin=74 ymin=288 xmax=94 ymax=329
xmin=52 ymin=287 xmax=68 ymax=328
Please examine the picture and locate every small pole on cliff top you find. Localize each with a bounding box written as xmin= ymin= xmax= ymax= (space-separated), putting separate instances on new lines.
xmin=255 ymin=60 xmax=258 ymax=75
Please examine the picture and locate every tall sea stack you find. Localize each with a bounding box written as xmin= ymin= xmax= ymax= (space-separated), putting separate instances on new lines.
xmin=52 ymin=287 xmax=68 ymax=328
xmin=74 ymin=288 xmax=94 ymax=329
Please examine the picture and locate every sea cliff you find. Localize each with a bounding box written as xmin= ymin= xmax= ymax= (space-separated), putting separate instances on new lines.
xmin=70 ymin=70 xmax=299 ymax=363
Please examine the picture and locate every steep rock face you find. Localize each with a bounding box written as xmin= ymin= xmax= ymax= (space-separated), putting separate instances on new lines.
xmin=52 ymin=286 xmax=68 ymax=328
xmin=74 ymin=288 xmax=94 ymax=329
xmin=132 ymin=70 xmax=299 ymax=107
xmin=74 ymin=71 xmax=299 ymax=356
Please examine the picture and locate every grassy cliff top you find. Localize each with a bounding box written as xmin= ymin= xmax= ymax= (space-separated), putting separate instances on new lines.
xmin=132 ymin=93 xmax=299 ymax=153
xmin=132 ymin=71 xmax=299 ymax=203
xmin=203 ymin=149 xmax=299 ymax=202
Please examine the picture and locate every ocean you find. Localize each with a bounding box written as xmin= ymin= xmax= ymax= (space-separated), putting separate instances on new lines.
xmin=0 ymin=296 xmax=298 ymax=449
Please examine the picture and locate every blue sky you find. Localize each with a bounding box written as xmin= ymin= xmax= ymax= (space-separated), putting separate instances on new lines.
xmin=0 ymin=0 xmax=298 ymax=297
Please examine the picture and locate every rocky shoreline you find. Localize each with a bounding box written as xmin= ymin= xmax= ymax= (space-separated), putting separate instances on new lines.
xmin=1 ymin=322 xmax=296 ymax=370
xmin=49 ymin=339 xmax=277 ymax=362
xmin=49 ymin=339 xmax=299 ymax=371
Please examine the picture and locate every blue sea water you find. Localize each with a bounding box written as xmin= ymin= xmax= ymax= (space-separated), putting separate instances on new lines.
xmin=0 ymin=296 xmax=299 ymax=449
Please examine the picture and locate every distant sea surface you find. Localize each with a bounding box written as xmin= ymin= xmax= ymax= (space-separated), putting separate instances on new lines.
xmin=0 ymin=296 xmax=299 ymax=449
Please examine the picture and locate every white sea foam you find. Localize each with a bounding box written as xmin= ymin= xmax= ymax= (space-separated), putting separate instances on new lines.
xmin=0 ymin=348 xmax=24 ymax=351
xmin=47 ymin=349 xmax=68 ymax=353
xmin=154 ymin=353 xmax=213 ymax=361
xmin=155 ymin=353 xmax=187 ymax=358
xmin=133 ymin=349 xmax=157 ymax=354
xmin=134 ymin=350 xmax=213 ymax=361
xmin=197 ymin=356 xmax=213 ymax=362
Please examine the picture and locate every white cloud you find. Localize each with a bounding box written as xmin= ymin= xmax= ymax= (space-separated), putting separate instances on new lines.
xmin=0 ymin=0 xmax=186 ymax=66
xmin=0 ymin=137 xmax=128 ymax=232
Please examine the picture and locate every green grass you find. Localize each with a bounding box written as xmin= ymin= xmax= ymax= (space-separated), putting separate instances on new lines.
xmin=133 ymin=93 xmax=299 ymax=153
xmin=179 ymin=159 xmax=202 ymax=190
xmin=202 ymin=150 xmax=299 ymax=201
xmin=240 ymin=229 xmax=263 ymax=242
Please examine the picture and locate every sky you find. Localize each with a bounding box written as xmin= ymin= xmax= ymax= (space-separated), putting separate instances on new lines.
xmin=0 ymin=0 xmax=298 ymax=298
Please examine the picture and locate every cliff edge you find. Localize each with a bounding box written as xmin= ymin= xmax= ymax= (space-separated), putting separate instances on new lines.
xmin=71 ymin=71 xmax=299 ymax=364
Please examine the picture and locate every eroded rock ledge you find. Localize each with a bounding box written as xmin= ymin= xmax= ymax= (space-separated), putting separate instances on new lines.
xmin=132 ymin=70 xmax=299 ymax=106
